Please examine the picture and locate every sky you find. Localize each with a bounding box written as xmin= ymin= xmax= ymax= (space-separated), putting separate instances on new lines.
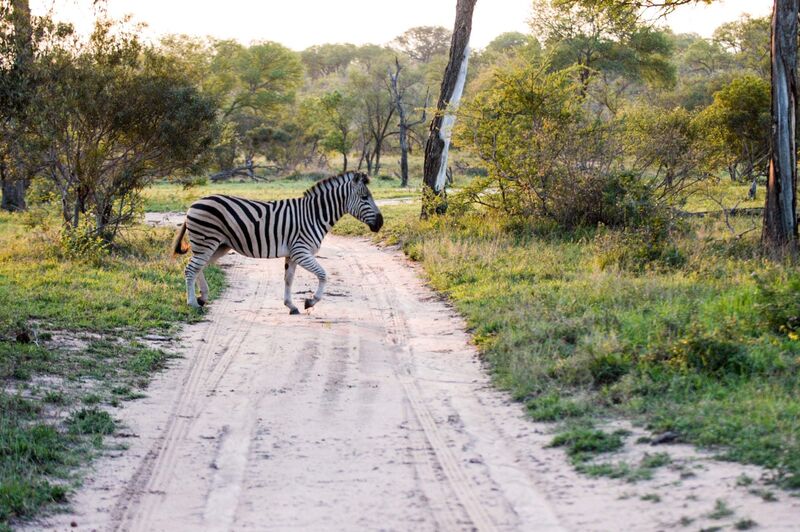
xmin=30 ymin=0 xmax=774 ymax=51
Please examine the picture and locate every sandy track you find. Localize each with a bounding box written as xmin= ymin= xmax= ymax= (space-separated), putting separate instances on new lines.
xmin=33 ymin=235 xmax=800 ymax=531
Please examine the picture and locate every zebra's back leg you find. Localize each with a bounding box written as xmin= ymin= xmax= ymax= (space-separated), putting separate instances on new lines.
xmin=185 ymin=252 xmax=211 ymax=308
xmin=196 ymin=245 xmax=231 ymax=306
xmin=284 ymin=258 xmax=300 ymax=315
xmin=292 ymin=253 xmax=327 ymax=310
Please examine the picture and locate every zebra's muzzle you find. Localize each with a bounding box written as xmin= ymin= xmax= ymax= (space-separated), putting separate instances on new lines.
xmin=369 ymin=213 xmax=384 ymax=232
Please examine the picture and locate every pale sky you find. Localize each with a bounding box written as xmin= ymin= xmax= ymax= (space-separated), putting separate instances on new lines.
xmin=31 ymin=0 xmax=773 ymax=51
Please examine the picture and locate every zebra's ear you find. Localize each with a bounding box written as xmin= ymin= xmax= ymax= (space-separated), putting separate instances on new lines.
xmin=352 ymin=173 xmax=361 ymax=183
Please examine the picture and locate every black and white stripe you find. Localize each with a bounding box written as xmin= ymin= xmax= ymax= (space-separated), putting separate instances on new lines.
xmin=173 ymin=171 xmax=384 ymax=313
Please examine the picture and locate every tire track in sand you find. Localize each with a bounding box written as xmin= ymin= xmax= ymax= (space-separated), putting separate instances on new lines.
xmin=360 ymin=257 xmax=500 ymax=532
xmin=113 ymin=254 xmax=265 ymax=531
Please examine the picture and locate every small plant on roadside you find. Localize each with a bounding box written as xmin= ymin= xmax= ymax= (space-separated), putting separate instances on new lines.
xmin=708 ymin=499 xmax=734 ymax=519
xmin=640 ymin=493 xmax=661 ymax=503
xmin=549 ymin=427 xmax=627 ymax=463
xmin=66 ymin=408 xmax=115 ymax=436
xmin=734 ymin=518 xmax=758 ymax=530
xmin=526 ymin=393 xmax=589 ymax=421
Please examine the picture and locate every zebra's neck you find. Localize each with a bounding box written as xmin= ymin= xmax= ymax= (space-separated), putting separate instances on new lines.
xmin=302 ymin=183 xmax=350 ymax=235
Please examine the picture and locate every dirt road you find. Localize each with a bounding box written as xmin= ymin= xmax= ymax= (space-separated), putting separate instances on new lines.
xmin=34 ymin=235 xmax=800 ymax=531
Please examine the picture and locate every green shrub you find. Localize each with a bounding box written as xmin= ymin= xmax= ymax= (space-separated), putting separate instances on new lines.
xmin=549 ymin=427 xmax=627 ymax=462
xmin=526 ymin=393 xmax=589 ymax=421
xmin=588 ymin=351 xmax=631 ymax=386
xmin=57 ymin=224 xmax=110 ymax=263
xmin=755 ymin=270 xmax=800 ymax=336
xmin=66 ymin=408 xmax=115 ymax=435
xmin=595 ymin=213 xmax=685 ymax=272
xmin=667 ymin=328 xmax=753 ymax=377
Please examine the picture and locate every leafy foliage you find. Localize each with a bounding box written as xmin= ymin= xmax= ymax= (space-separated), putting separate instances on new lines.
xmin=25 ymin=18 xmax=217 ymax=243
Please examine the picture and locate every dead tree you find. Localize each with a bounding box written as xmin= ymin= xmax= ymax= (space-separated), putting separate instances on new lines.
xmin=421 ymin=0 xmax=476 ymax=217
xmin=388 ymin=58 xmax=428 ymax=188
xmin=762 ymin=0 xmax=798 ymax=256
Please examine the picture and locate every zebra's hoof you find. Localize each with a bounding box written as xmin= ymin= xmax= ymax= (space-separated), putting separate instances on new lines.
xmin=304 ymin=298 xmax=314 ymax=309
xmin=289 ymin=308 xmax=300 ymax=315
xmin=197 ymin=297 xmax=206 ymax=307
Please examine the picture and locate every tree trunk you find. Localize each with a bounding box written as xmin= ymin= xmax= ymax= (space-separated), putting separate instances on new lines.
xmin=762 ymin=0 xmax=798 ymax=256
xmin=0 ymin=0 xmax=33 ymax=212
xmin=374 ymin=144 xmax=382 ymax=176
xmin=421 ymin=0 xmax=476 ymax=217
xmin=399 ymin=123 xmax=410 ymax=187
xmin=0 ymin=164 xmax=28 ymax=212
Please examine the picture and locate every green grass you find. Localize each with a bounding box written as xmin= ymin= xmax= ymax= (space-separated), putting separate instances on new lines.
xmin=143 ymin=175 xmax=418 ymax=212
xmin=708 ymin=499 xmax=735 ymax=519
xmin=683 ymin=179 xmax=764 ymax=212
xmin=549 ymin=426 xmax=627 ymax=463
xmin=576 ymin=452 xmax=671 ymax=482
xmin=0 ymin=212 xmax=223 ymax=529
xmin=364 ymin=196 xmax=800 ymax=489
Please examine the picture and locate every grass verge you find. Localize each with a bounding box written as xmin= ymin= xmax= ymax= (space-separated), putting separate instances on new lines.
xmin=0 ymin=212 xmax=222 ymax=529
xmin=345 ymin=202 xmax=800 ymax=489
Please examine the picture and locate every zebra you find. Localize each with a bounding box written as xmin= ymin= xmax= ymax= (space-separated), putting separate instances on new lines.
xmin=171 ymin=171 xmax=384 ymax=314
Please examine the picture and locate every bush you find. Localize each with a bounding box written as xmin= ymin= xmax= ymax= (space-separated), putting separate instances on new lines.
xmin=57 ymin=224 xmax=110 ymax=263
xmin=667 ymin=328 xmax=753 ymax=377
xmin=526 ymin=393 xmax=589 ymax=421
xmin=66 ymin=408 xmax=115 ymax=435
xmin=595 ymin=211 xmax=685 ymax=272
xmin=456 ymin=54 xmax=692 ymax=234
xmin=550 ymin=427 xmax=627 ymax=463
xmin=588 ymin=351 xmax=631 ymax=386
xmin=755 ymin=270 xmax=800 ymax=336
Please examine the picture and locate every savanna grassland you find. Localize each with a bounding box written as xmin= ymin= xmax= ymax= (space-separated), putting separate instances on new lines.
xmin=338 ymin=195 xmax=800 ymax=489
xmin=4 ymin=0 xmax=800 ymax=527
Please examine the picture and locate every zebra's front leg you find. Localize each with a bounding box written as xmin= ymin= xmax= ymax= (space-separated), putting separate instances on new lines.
xmin=284 ymin=258 xmax=300 ymax=315
xmin=294 ymin=254 xmax=327 ymax=310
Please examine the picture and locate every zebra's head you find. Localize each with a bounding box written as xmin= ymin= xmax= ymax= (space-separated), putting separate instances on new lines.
xmin=347 ymin=173 xmax=384 ymax=232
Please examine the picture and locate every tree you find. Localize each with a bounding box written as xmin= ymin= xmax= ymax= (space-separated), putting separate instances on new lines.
xmin=347 ymin=47 xmax=396 ymax=176
xmin=762 ymin=0 xmax=798 ymax=254
xmin=388 ymin=58 xmax=428 ymax=187
xmin=581 ymin=0 xmax=795 ymax=257
xmin=256 ymin=99 xmax=327 ymax=173
xmin=695 ymin=75 xmax=770 ymax=183
xmin=622 ymin=105 xmax=705 ymax=193
xmin=422 ymin=0 xmax=477 ymax=216
xmin=393 ymin=26 xmax=451 ymax=63
xmin=457 ymin=59 xmax=634 ymax=227
xmin=713 ymin=15 xmax=770 ymax=78
xmin=32 ymin=20 xmax=217 ymax=242
xmin=0 ymin=0 xmax=33 ymax=211
xmin=206 ymin=40 xmax=303 ymax=176
xmin=530 ymin=0 xmax=675 ymax=98
xmin=301 ymin=43 xmax=357 ymax=79
xmin=320 ymin=90 xmax=357 ymax=171
xmin=681 ymin=39 xmax=732 ymax=77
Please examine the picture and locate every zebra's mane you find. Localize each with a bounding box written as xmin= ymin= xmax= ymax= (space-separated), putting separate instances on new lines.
xmin=303 ymin=172 xmax=369 ymax=198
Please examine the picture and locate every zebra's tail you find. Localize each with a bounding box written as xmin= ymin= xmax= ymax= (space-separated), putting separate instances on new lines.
xmin=171 ymin=221 xmax=189 ymax=256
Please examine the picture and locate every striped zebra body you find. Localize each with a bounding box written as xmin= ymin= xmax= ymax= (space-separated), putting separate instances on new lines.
xmin=172 ymin=171 xmax=383 ymax=313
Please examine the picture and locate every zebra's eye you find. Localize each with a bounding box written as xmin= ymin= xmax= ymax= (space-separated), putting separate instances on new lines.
xmin=360 ymin=195 xmax=369 ymax=201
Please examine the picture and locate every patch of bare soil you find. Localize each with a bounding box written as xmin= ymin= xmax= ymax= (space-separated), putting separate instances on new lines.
xmin=28 ymin=235 xmax=800 ymax=531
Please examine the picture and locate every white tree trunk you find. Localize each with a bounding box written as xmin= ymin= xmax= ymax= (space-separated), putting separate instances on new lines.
xmin=434 ymin=45 xmax=470 ymax=193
